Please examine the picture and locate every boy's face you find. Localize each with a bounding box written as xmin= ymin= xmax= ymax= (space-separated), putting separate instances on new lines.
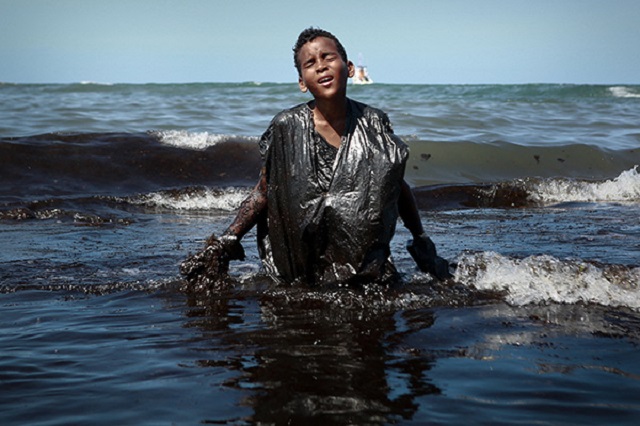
xmin=297 ymin=37 xmax=354 ymax=101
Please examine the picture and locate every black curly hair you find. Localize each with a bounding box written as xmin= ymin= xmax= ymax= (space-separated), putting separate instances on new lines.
xmin=293 ymin=27 xmax=348 ymax=76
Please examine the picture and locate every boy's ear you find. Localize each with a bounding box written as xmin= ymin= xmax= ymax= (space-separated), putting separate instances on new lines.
xmin=298 ymin=76 xmax=308 ymax=93
xmin=347 ymin=61 xmax=355 ymax=78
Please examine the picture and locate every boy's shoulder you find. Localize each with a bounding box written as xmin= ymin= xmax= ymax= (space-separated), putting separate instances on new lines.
xmin=349 ymin=99 xmax=388 ymax=121
xmin=271 ymin=103 xmax=310 ymax=126
xmin=349 ymin=99 xmax=394 ymax=134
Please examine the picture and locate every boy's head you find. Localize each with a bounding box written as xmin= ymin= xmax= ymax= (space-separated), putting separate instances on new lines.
xmin=293 ymin=27 xmax=348 ymax=76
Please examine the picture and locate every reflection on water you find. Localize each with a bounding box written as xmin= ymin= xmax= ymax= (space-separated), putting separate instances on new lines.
xmin=184 ymin=284 xmax=442 ymax=424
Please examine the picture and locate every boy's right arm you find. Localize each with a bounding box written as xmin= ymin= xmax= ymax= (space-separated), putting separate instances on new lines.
xmin=220 ymin=169 xmax=268 ymax=241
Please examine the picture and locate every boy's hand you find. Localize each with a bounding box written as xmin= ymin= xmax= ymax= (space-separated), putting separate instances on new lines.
xmin=180 ymin=233 xmax=245 ymax=293
xmin=206 ymin=233 xmax=245 ymax=262
xmin=407 ymin=234 xmax=453 ymax=280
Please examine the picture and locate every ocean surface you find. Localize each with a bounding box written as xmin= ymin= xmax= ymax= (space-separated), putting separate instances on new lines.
xmin=1 ymin=82 xmax=639 ymax=425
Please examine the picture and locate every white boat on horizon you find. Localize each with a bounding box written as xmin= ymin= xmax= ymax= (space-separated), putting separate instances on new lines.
xmin=352 ymin=54 xmax=373 ymax=85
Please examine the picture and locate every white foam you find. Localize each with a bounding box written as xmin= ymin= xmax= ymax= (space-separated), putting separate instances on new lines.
xmin=79 ymin=80 xmax=114 ymax=86
xmin=530 ymin=166 xmax=640 ymax=204
xmin=153 ymin=130 xmax=234 ymax=150
xmin=455 ymin=251 xmax=640 ymax=309
xmin=609 ymin=86 xmax=640 ymax=98
xmin=132 ymin=188 xmax=250 ymax=211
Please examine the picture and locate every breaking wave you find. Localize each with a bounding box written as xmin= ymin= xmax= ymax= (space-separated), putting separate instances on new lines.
xmin=152 ymin=130 xmax=252 ymax=150
xmin=530 ymin=166 xmax=640 ymax=204
xmin=456 ymin=251 xmax=640 ymax=309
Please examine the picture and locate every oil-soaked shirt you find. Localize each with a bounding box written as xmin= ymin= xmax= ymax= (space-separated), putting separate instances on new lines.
xmin=313 ymin=132 xmax=339 ymax=192
xmin=257 ymin=99 xmax=409 ymax=285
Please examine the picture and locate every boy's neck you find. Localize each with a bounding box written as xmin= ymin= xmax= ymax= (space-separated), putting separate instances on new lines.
xmin=312 ymin=97 xmax=349 ymax=126
xmin=311 ymin=97 xmax=349 ymax=148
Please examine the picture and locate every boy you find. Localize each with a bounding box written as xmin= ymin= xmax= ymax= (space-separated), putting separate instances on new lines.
xmin=181 ymin=28 xmax=451 ymax=291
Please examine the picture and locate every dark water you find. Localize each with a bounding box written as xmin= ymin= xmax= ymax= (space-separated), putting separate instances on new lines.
xmin=1 ymin=83 xmax=640 ymax=424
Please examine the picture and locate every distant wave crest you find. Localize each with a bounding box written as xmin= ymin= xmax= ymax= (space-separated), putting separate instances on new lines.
xmin=609 ymin=86 xmax=640 ymax=98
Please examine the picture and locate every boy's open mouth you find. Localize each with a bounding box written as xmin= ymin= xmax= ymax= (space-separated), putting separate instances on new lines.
xmin=318 ymin=76 xmax=333 ymax=85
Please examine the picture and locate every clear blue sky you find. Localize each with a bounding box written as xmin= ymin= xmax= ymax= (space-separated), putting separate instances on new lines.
xmin=1 ymin=0 xmax=639 ymax=84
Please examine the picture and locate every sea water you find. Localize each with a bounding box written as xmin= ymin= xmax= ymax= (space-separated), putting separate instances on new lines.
xmin=1 ymin=82 xmax=639 ymax=424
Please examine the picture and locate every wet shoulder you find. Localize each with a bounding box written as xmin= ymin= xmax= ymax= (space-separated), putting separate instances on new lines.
xmin=271 ymin=103 xmax=310 ymax=128
xmin=349 ymin=99 xmax=393 ymax=134
xmin=259 ymin=103 xmax=310 ymax=156
xmin=350 ymin=99 xmax=408 ymax=160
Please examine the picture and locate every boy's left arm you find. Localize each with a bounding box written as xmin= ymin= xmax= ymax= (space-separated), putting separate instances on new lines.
xmin=398 ymin=179 xmax=424 ymax=237
xmin=398 ymin=180 xmax=453 ymax=280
